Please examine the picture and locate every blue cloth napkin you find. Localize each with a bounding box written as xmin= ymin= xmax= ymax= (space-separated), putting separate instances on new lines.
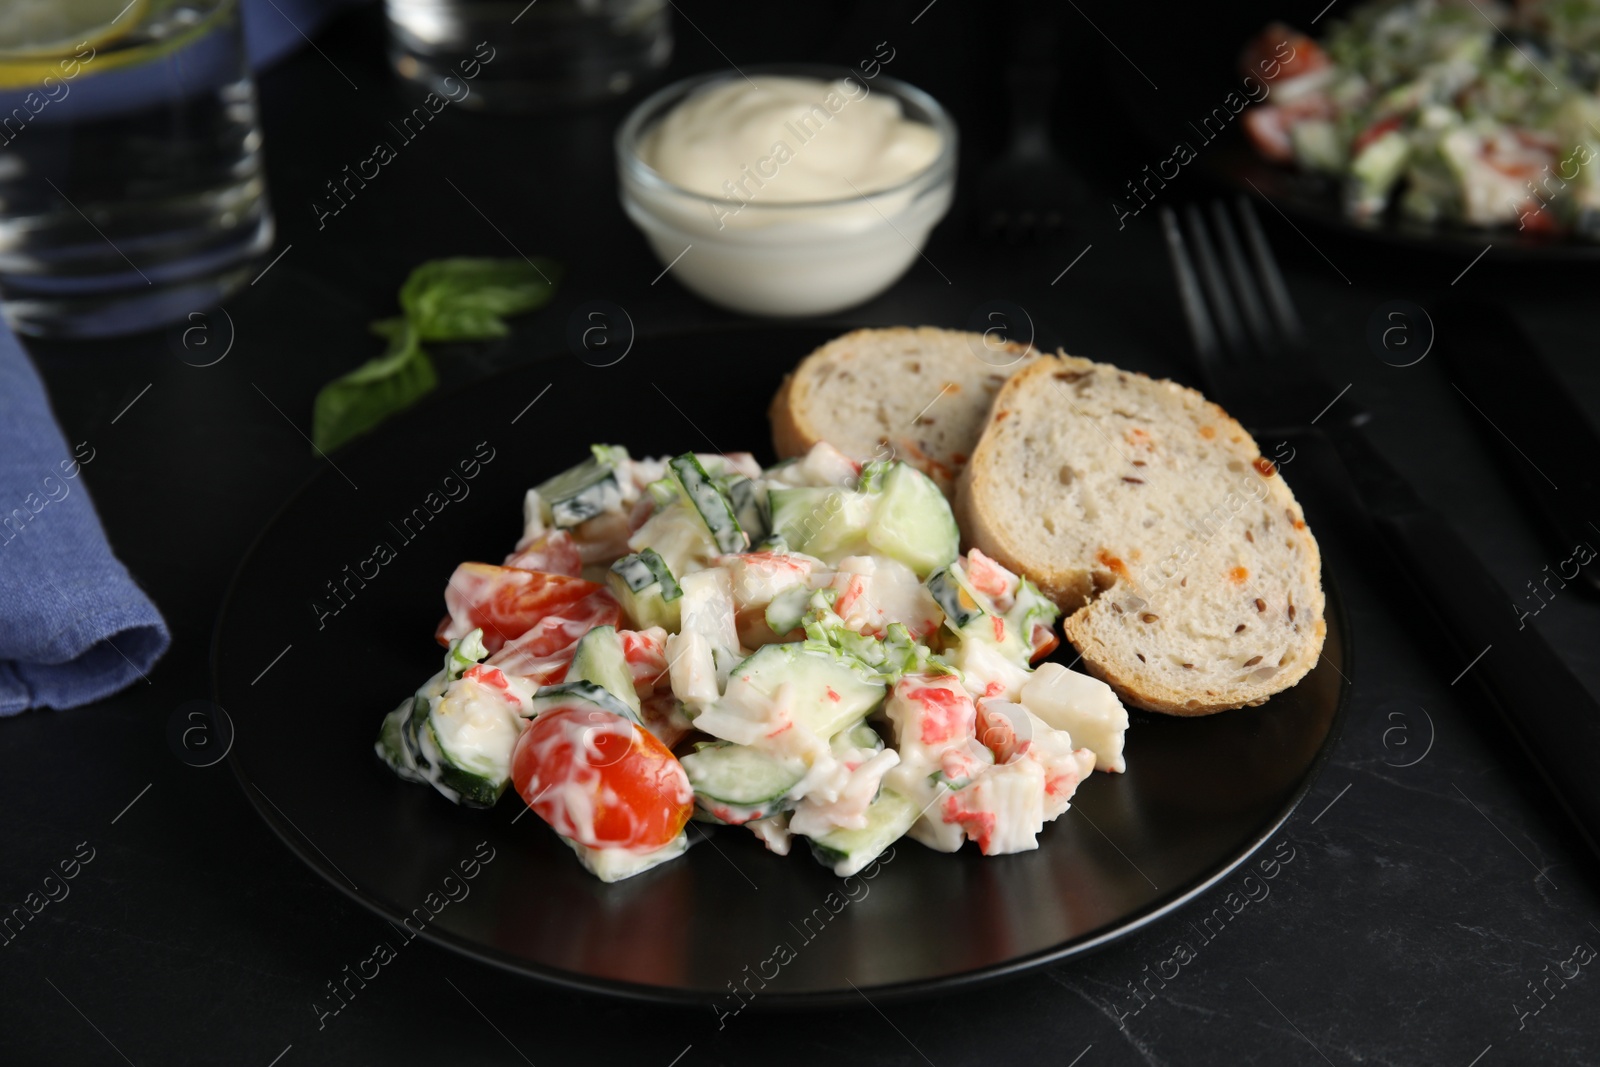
xmin=0 ymin=0 xmax=368 ymax=712
xmin=0 ymin=336 xmax=169 ymax=713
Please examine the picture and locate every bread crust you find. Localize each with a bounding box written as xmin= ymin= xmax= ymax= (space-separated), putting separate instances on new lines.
xmin=768 ymin=327 xmax=1039 ymax=485
xmin=956 ymin=357 xmax=1101 ymax=610
xmin=959 ymin=355 xmax=1326 ymax=716
xmin=955 ymin=455 xmax=1098 ymax=611
xmin=768 ymin=373 xmax=810 ymax=460
xmin=1061 ymin=612 xmax=1327 ymax=716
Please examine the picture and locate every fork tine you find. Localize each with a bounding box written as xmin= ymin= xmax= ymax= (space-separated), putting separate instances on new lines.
xmin=1236 ymin=197 xmax=1304 ymax=346
xmin=1181 ymin=204 xmax=1249 ymax=358
xmin=1209 ymin=201 xmax=1274 ymax=354
xmin=1159 ymin=207 xmax=1220 ymax=364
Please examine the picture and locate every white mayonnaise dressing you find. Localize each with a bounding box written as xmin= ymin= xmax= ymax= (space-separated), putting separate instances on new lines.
xmin=565 ymin=832 xmax=688 ymax=883
xmin=831 ymin=555 xmax=939 ymax=638
xmin=747 ymin=813 xmax=793 ymax=855
xmin=788 ymin=747 xmax=900 ymax=838
xmin=619 ymin=75 xmax=954 ymax=316
xmin=640 ymin=76 xmax=940 ymax=204
xmin=428 ymin=670 xmax=531 ymax=781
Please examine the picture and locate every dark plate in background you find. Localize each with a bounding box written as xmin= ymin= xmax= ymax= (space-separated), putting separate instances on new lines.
xmin=1206 ymin=132 xmax=1600 ymax=262
xmin=1092 ymin=19 xmax=1600 ymax=262
xmin=213 ymin=327 xmax=1350 ymax=1006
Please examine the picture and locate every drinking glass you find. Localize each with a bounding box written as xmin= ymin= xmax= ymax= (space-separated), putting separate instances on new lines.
xmin=384 ymin=0 xmax=672 ymax=112
xmin=0 ymin=0 xmax=273 ymax=338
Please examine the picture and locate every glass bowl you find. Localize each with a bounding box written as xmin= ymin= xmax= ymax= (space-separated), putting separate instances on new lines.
xmin=615 ymin=64 xmax=957 ymax=317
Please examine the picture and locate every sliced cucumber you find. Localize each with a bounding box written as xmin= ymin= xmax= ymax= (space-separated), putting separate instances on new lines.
xmin=527 ymin=680 xmax=641 ymax=725
xmin=1351 ymin=128 xmax=1409 ymax=193
xmin=378 ymin=638 xmax=512 ymax=806
xmin=722 ymin=642 xmax=885 ymax=741
xmin=567 ymin=625 xmax=641 ymax=714
xmin=376 ymin=701 xmax=418 ymax=776
xmin=607 ymin=549 xmax=683 ymax=632
xmin=377 ymin=690 xmax=504 ymax=806
xmin=401 ymin=633 xmax=485 ymax=773
xmin=866 ymin=463 xmax=959 ymax=577
xmin=694 ymin=453 xmax=746 ymax=480
xmin=403 ymin=693 xmax=432 ymax=768
xmin=424 ymin=719 xmax=510 ymax=808
xmin=1289 ymin=118 xmax=1343 ymax=173
xmin=691 ymin=798 xmax=786 ymax=825
xmin=768 ymin=487 xmax=874 ymax=560
xmin=629 ymin=501 xmax=716 ymax=581
xmin=767 ymin=486 xmax=826 ymax=544
xmin=681 ymin=741 xmax=804 ymax=808
xmin=832 ymin=720 xmax=884 ymax=755
xmin=857 ymin=460 xmax=891 ymax=492
xmin=424 ymin=683 xmax=522 ymax=809
xmin=613 ymin=548 xmax=682 ymax=600
xmin=646 ymin=475 xmax=679 ymax=508
xmin=725 ymin=475 xmax=769 ymax=543
xmin=807 ymin=789 xmax=919 ymax=877
xmin=534 ymin=448 xmax=625 ymax=528
xmin=1003 ymin=577 xmax=1060 ymax=661
xmin=669 ymin=453 xmax=746 ymax=554
xmin=764 ymin=585 xmax=813 ymax=637
xmin=927 ymin=566 xmax=986 ymax=629
xmin=930 ymin=568 xmax=1052 ymax=667
xmin=445 ymin=629 xmax=489 ymax=681
xmin=563 ymin=831 xmax=688 ymax=882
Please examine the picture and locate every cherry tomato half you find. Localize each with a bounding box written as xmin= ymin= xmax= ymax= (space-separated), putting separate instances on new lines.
xmin=483 ymin=595 xmax=620 ymax=689
xmin=502 ymin=529 xmax=583 ymax=577
xmin=1240 ymin=23 xmax=1329 ymax=84
xmin=511 ymin=705 xmax=692 ymax=851
xmin=436 ymin=562 xmax=620 ymax=653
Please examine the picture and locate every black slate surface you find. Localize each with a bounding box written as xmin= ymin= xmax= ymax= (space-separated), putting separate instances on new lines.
xmin=5 ymin=2 xmax=1600 ymax=1064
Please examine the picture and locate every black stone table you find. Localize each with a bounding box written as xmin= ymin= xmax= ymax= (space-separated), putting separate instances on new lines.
xmin=6 ymin=3 xmax=1599 ymax=1064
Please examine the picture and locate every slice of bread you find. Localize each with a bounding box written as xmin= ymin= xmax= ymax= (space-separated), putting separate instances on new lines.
xmin=956 ymin=355 xmax=1325 ymax=716
xmin=769 ymin=327 xmax=1042 ymax=494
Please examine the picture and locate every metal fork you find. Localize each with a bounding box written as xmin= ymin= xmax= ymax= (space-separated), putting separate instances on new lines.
xmin=1162 ymin=198 xmax=1600 ymax=861
xmin=1160 ymin=199 xmax=1360 ymax=433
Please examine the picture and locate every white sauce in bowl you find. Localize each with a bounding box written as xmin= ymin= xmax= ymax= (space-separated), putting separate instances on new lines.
xmin=617 ymin=71 xmax=955 ymax=317
xmin=639 ymin=76 xmax=941 ymax=206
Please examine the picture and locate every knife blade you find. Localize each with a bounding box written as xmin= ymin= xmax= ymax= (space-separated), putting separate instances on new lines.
xmin=1437 ymin=299 xmax=1600 ymax=596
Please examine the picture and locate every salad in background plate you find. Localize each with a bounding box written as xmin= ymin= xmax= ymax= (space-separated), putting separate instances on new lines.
xmin=1242 ymin=0 xmax=1600 ymax=235
xmin=376 ymin=442 xmax=1130 ymax=881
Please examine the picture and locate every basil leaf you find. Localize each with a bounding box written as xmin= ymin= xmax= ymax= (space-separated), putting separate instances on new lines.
xmin=309 ymin=255 xmax=561 ymax=451
xmin=312 ymin=324 xmax=438 ymax=452
xmin=399 ymin=257 xmax=561 ymax=341
xmin=369 ymin=316 xmax=408 ymax=340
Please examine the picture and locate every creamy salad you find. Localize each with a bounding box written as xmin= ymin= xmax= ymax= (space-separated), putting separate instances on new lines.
xmin=377 ymin=442 xmax=1129 ymax=882
xmin=1243 ymin=0 xmax=1600 ymax=234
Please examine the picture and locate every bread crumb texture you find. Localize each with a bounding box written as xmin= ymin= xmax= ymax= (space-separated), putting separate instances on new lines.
xmin=957 ymin=355 xmax=1326 ymax=716
xmin=769 ymin=327 xmax=1042 ymax=495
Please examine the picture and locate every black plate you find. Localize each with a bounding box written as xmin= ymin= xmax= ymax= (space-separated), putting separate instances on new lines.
xmin=1206 ymin=132 xmax=1600 ymax=261
xmin=1096 ymin=39 xmax=1600 ymax=262
xmin=214 ymin=327 xmax=1351 ymax=1007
